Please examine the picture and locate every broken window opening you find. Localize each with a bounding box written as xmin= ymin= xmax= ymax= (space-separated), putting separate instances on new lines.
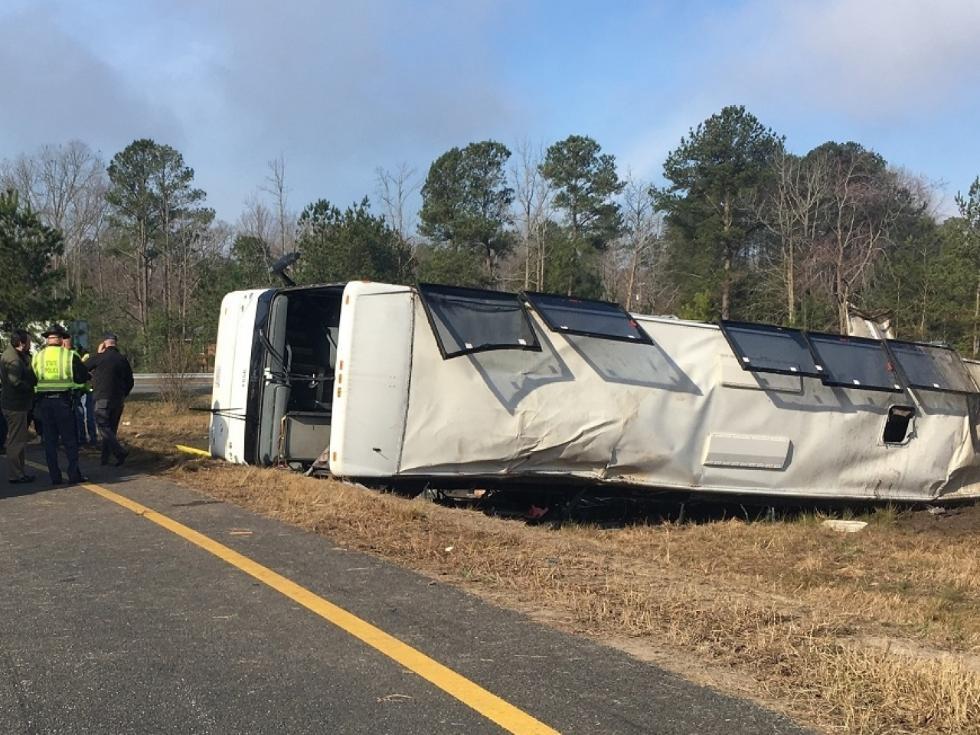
xmin=886 ymin=340 xmax=979 ymax=395
xmin=418 ymin=283 xmax=541 ymax=359
xmin=522 ymin=292 xmax=652 ymax=344
xmin=720 ymin=321 xmax=823 ymax=378
xmin=255 ymin=286 xmax=343 ymax=466
xmin=882 ymin=405 xmax=915 ymax=444
xmin=804 ymin=332 xmax=903 ymax=393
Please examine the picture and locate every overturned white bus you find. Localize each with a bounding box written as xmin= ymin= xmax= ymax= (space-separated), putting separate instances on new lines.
xmin=209 ymin=281 xmax=980 ymax=503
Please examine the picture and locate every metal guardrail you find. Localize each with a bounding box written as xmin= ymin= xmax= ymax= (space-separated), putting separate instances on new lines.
xmin=133 ymin=373 xmax=213 ymax=380
xmin=132 ymin=373 xmax=213 ymax=395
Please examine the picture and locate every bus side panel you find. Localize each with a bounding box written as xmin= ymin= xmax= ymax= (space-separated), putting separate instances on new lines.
xmin=209 ymin=289 xmax=271 ymax=463
xmin=329 ymin=283 xmax=414 ymax=477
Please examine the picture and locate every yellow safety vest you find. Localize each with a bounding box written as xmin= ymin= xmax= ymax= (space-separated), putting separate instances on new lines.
xmin=32 ymin=345 xmax=75 ymax=393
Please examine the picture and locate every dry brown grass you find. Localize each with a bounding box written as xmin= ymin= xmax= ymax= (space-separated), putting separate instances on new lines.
xmin=119 ymin=399 xmax=980 ymax=735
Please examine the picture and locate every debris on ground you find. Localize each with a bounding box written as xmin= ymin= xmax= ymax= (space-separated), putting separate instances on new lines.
xmin=821 ymin=519 xmax=868 ymax=533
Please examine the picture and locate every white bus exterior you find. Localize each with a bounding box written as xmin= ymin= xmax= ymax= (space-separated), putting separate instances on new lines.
xmin=210 ymin=281 xmax=980 ymax=503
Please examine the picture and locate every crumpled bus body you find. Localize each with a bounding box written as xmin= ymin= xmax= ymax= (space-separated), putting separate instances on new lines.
xmin=210 ymin=281 xmax=980 ymax=503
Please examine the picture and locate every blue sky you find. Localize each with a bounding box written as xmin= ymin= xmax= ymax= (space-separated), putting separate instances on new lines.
xmin=2 ymin=0 xmax=978 ymax=222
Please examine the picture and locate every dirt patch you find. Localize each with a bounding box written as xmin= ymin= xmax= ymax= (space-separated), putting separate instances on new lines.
xmin=894 ymin=503 xmax=980 ymax=536
xmin=852 ymin=636 xmax=980 ymax=674
xmin=118 ymin=400 xmax=980 ymax=735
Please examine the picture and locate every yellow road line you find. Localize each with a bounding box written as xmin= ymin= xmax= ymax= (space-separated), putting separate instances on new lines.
xmin=175 ymin=444 xmax=211 ymax=458
xmin=24 ymin=462 xmax=559 ymax=735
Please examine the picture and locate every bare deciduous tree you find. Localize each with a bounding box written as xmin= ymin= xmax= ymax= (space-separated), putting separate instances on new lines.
xmin=375 ymin=163 xmax=419 ymax=278
xmin=510 ymin=140 xmax=552 ymax=290
xmin=615 ymin=174 xmax=664 ymax=310
xmin=760 ymin=149 xmax=831 ymax=325
xmin=261 ymin=154 xmax=295 ymax=258
xmin=238 ymin=195 xmax=276 ymax=272
xmin=0 ymin=141 xmax=110 ymax=292
xmin=814 ymin=151 xmax=910 ymax=333
xmin=375 ymin=163 xmax=419 ymax=245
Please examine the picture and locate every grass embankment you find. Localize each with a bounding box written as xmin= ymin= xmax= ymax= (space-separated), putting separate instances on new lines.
xmin=120 ymin=398 xmax=980 ymax=735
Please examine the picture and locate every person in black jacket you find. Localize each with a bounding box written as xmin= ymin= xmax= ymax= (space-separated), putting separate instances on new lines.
xmin=1 ymin=329 xmax=38 ymax=483
xmin=83 ymin=332 xmax=134 ymax=466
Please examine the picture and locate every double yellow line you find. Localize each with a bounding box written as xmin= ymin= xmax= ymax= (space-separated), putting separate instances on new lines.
xmin=26 ymin=462 xmax=559 ymax=735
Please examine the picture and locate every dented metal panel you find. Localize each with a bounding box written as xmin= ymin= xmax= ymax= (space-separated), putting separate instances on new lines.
xmin=393 ymin=300 xmax=980 ymax=501
xmin=702 ymin=433 xmax=790 ymax=470
xmin=212 ymin=282 xmax=980 ymax=502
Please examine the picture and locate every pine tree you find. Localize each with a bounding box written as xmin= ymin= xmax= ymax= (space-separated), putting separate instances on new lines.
xmin=0 ymin=189 xmax=69 ymax=330
xmin=657 ymin=106 xmax=783 ymax=319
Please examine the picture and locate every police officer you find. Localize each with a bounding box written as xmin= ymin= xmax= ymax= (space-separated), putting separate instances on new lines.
xmin=32 ymin=324 xmax=89 ymax=484
xmin=84 ymin=332 xmax=134 ymax=466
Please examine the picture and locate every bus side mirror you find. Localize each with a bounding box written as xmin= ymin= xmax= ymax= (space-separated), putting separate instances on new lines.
xmin=271 ymin=251 xmax=301 ymax=286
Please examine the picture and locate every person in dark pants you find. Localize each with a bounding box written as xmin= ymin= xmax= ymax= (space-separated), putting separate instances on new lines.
xmin=84 ymin=332 xmax=134 ymax=466
xmin=63 ymin=334 xmax=96 ymax=445
xmin=1 ymin=375 xmax=7 ymax=454
xmin=80 ymin=349 xmax=98 ymax=445
xmin=32 ymin=324 xmax=89 ymax=484
xmin=1 ymin=329 xmax=38 ymax=484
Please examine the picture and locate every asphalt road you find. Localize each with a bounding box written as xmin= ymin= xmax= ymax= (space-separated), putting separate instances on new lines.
xmin=0 ymin=453 xmax=811 ymax=734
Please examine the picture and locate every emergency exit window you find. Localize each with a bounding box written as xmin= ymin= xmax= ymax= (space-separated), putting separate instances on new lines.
xmin=887 ymin=340 xmax=979 ymax=394
xmin=522 ymin=292 xmax=652 ymax=344
xmin=805 ymin=333 xmax=902 ymax=392
xmin=720 ymin=321 xmax=822 ymax=377
xmin=418 ymin=283 xmax=541 ymax=359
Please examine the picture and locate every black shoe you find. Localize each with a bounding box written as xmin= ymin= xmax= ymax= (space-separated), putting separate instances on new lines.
xmin=114 ymin=451 xmax=129 ymax=467
xmin=67 ymin=476 xmax=89 ymax=485
xmin=50 ymin=478 xmax=64 ymax=485
xmin=8 ymin=475 xmax=35 ymax=485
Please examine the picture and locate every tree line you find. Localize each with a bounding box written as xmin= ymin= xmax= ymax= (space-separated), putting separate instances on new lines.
xmin=2 ymin=105 xmax=980 ymax=370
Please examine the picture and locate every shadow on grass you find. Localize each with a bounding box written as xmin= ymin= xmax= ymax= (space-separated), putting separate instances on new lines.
xmin=88 ymin=395 xmax=980 ymax=535
xmin=362 ymin=477 xmax=980 ymax=531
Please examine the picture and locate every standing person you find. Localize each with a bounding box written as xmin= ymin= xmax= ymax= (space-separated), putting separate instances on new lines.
xmin=80 ymin=345 xmax=98 ymax=445
xmin=0 ymin=394 xmax=6 ymax=455
xmin=63 ymin=334 xmax=98 ymax=445
xmin=32 ymin=324 xmax=89 ymax=484
xmin=62 ymin=334 xmax=91 ymax=444
xmin=1 ymin=374 xmax=6 ymax=454
xmin=0 ymin=352 xmax=8 ymax=454
xmin=1 ymin=329 xmax=37 ymax=484
xmin=84 ymin=333 xmax=134 ymax=466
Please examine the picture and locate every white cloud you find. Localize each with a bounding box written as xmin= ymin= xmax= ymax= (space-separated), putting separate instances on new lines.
xmin=716 ymin=0 xmax=980 ymax=121
xmin=0 ymin=6 xmax=184 ymax=157
xmin=0 ymin=1 xmax=521 ymax=218
xmin=152 ymin=0 xmax=520 ymax=216
xmin=612 ymin=0 xmax=980 ymax=189
xmin=5 ymin=0 xmax=975 ymax=220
